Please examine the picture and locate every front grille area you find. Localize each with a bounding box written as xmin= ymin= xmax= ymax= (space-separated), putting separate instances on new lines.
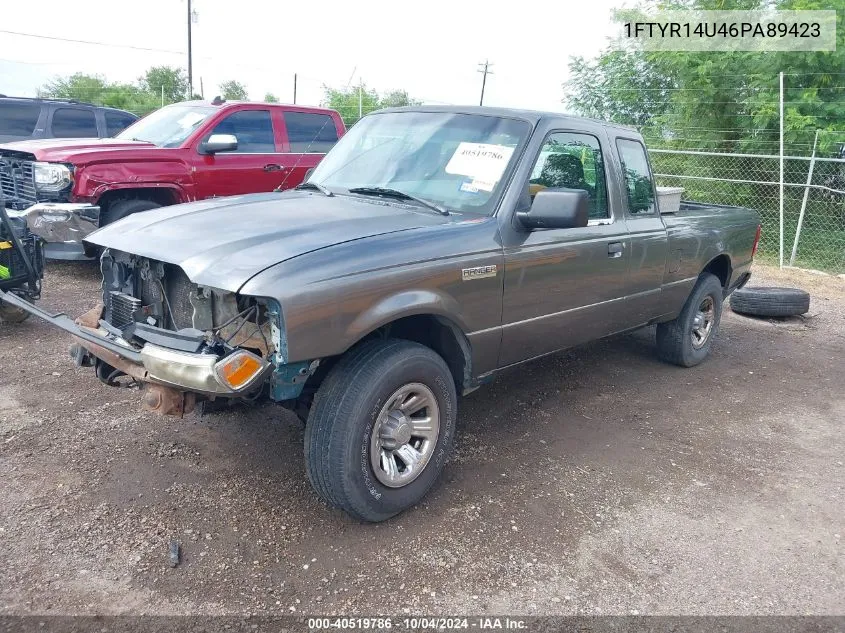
xmin=0 ymin=157 xmax=37 ymax=209
xmin=162 ymin=266 xmax=195 ymax=330
xmin=103 ymin=254 xmax=200 ymax=332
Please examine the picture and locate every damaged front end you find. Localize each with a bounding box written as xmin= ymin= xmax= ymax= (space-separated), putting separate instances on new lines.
xmin=0 ymin=247 xmax=319 ymax=416
xmin=73 ymin=248 xmax=288 ymax=414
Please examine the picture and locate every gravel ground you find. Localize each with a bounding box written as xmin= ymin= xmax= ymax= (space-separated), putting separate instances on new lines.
xmin=0 ymin=262 xmax=843 ymax=616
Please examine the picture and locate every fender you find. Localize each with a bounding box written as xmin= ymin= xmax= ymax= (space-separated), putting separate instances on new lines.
xmin=344 ymin=289 xmax=470 ymax=347
xmin=72 ymin=159 xmax=194 ymax=203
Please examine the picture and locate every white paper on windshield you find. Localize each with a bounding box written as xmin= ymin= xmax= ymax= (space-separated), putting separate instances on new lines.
xmin=445 ymin=143 xmax=514 ymax=185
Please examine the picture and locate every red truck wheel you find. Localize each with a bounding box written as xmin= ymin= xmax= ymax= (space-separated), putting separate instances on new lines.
xmin=102 ymin=198 xmax=162 ymax=226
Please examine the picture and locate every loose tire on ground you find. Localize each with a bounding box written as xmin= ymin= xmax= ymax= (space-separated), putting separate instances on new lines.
xmin=656 ymin=273 xmax=723 ymax=368
xmin=0 ymin=301 xmax=30 ymax=324
xmin=101 ymin=198 xmax=162 ymax=226
xmin=304 ymin=339 xmax=457 ymax=522
xmin=729 ymin=286 xmax=810 ymax=318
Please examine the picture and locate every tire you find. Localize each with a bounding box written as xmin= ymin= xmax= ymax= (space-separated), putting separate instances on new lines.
xmin=729 ymin=286 xmax=810 ymax=318
xmin=304 ymin=339 xmax=457 ymax=522
xmin=656 ymin=273 xmax=723 ymax=368
xmin=0 ymin=301 xmax=30 ymax=324
xmin=101 ymin=198 xmax=162 ymax=225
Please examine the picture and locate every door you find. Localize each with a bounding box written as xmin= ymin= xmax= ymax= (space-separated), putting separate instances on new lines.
xmin=499 ymin=130 xmax=631 ymax=367
xmin=615 ymin=138 xmax=669 ymax=326
xmin=194 ymin=109 xmax=285 ymax=198
xmin=275 ymin=110 xmax=342 ymax=190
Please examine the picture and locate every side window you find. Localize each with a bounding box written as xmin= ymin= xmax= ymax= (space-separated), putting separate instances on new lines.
xmin=105 ymin=111 xmax=137 ymax=136
xmin=51 ymin=108 xmax=98 ymax=138
xmin=528 ymin=132 xmax=609 ymax=220
xmin=0 ymin=103 xmax=40 ymax=137
xmin=616 ymin=138 xmax=656 ymax=215
xmin=284 ymin=112 xmax=339 ymax=153
xmin=207 ymin=110 xmax=275 ymax=152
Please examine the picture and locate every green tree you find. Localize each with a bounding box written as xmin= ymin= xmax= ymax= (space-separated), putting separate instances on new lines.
xmin=379 ymin=89 xmax=422 ymax=108
xmin=565 ymin=51 xmax=675 ymax=128
xmin=102 ymin=82 xmax=159 ymax=115
xmin=139 ymin=66 xmax=189 ymax=104
xmin=219 ymin=80 xmax=248 ymax=101
xmin=564 ymin=0 xmax=845 ymax=154
xmin=323 ymin=84 xmax=380 ymax=125
xmin=323 ymin=84 xmax=423 ymax=124
xmin=264 ymin=92 xmax=279 ymax=103
xmin=39 ymin=73 xmax=110 ymax=103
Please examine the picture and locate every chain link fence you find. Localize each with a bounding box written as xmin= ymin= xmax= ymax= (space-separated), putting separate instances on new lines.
xmin=648 ymin=148 xmax=845 ymax=274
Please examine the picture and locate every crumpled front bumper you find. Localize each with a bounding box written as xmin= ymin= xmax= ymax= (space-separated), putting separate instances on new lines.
xmin=9 ymin=203 xmax=100 ymax=261
xmin=0 ymin=290 xmax=271 ymax=410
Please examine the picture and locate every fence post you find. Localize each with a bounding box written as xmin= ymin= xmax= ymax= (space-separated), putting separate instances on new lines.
xmin=779 ymin=71 xmax=784 ymax=268
xmin=789 ymin=130 xmax=819 ymax=267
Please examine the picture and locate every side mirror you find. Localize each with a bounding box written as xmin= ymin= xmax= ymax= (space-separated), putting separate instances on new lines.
xmin=200 ymin=133 xmax=238 ymax=154
xmin=516 ymin=188 xmax=589 ymax=230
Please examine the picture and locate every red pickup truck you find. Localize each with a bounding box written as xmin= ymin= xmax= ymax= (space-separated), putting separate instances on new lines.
xmin=0 ymin=100 xmax=345 ymax=259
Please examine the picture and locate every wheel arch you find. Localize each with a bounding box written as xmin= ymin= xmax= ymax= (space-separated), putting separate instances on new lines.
xmin=702 ymin=253 xmax=732 ymax=290
xmin=346 ymin=312 xmax=474 ymax=394
xmin=94 ymin=184 xmax=188 ymax=211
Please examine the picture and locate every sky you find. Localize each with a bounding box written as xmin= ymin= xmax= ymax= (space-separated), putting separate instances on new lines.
xmin=0 ymin=0 xmax=621 ymax=113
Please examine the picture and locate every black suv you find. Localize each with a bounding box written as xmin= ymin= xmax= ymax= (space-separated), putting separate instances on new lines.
xmin=0 ymin=96 xmax=138 ymax=143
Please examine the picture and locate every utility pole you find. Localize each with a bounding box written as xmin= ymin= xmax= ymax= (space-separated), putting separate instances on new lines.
xmin=293 ymin=73 xmax=297 ymax=104
xmin=477 ymin=60 xmax=493 ymax=106
xmin=358 ymin=81 xmax=363 ymax=119
xmin=187 ymin=0 xmax=193 ymax=98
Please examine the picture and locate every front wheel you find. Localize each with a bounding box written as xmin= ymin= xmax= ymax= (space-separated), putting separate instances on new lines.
xmin=304 ymin=339 xmax=457 ymax=522
xmin=101 ymin=198 xmax=162 ymax=226
xmin=0 ymin=300 xmax=30 ymax=324
xmin=656 ymin=273 xmax=723 ymax=367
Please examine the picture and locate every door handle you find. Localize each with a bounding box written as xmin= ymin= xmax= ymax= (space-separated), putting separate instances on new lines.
xmin=263 ymin=164 xmax=283 ymax=172
xmin=608 ymin=242 xmax=624 ymax=258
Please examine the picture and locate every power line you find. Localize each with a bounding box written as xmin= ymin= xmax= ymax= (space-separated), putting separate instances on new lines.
xmin=0 ymin=29 xmax=183 ymax=54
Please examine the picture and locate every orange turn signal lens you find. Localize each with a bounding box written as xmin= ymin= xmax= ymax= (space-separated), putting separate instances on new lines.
xmin=214 ymin=351 xmax=267 ymax=390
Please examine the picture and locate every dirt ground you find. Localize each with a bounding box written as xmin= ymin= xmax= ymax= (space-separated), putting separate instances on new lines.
xmin=0 ymin=262 xmax=842 ymax=616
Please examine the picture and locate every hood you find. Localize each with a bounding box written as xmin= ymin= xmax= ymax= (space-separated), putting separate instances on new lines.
xmin=0 ymin=138 xmax=155 ymax=162
xmin=85 ymin=191 xmax=453 ymax=292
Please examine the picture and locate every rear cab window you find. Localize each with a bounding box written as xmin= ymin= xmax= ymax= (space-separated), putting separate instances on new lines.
xmin=0 ymin=102 xmax=41 ymax=137
xmin=51 ymin=107 xmax=98 ymax=138
xmin=283 ymin=112 xmax=339 ymax=153
xmin=616 ymin=138 xmax=657 ymax=215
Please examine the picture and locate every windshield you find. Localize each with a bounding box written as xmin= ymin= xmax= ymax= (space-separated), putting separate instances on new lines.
xmin=309 ymin=112 xmax=531 ymax=215
xmin=115 ymin=105 xmax=216 ymax=147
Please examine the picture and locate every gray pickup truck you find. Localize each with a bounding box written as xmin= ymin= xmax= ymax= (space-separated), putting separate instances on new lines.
xmin=1 ymin=106 xmax=761 ymax=522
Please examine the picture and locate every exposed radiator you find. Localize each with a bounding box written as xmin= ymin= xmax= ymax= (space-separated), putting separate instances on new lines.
xmin=109 ymin=291 xmax=142 ymax=329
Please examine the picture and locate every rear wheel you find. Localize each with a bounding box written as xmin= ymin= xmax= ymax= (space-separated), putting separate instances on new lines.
xmin=656 ymin=273 xmax=723 ymax=367
xmin=101 ymin=198 xmax=162 ymax=226
xmin=304 ymin=339 xmax=457 ymax=522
